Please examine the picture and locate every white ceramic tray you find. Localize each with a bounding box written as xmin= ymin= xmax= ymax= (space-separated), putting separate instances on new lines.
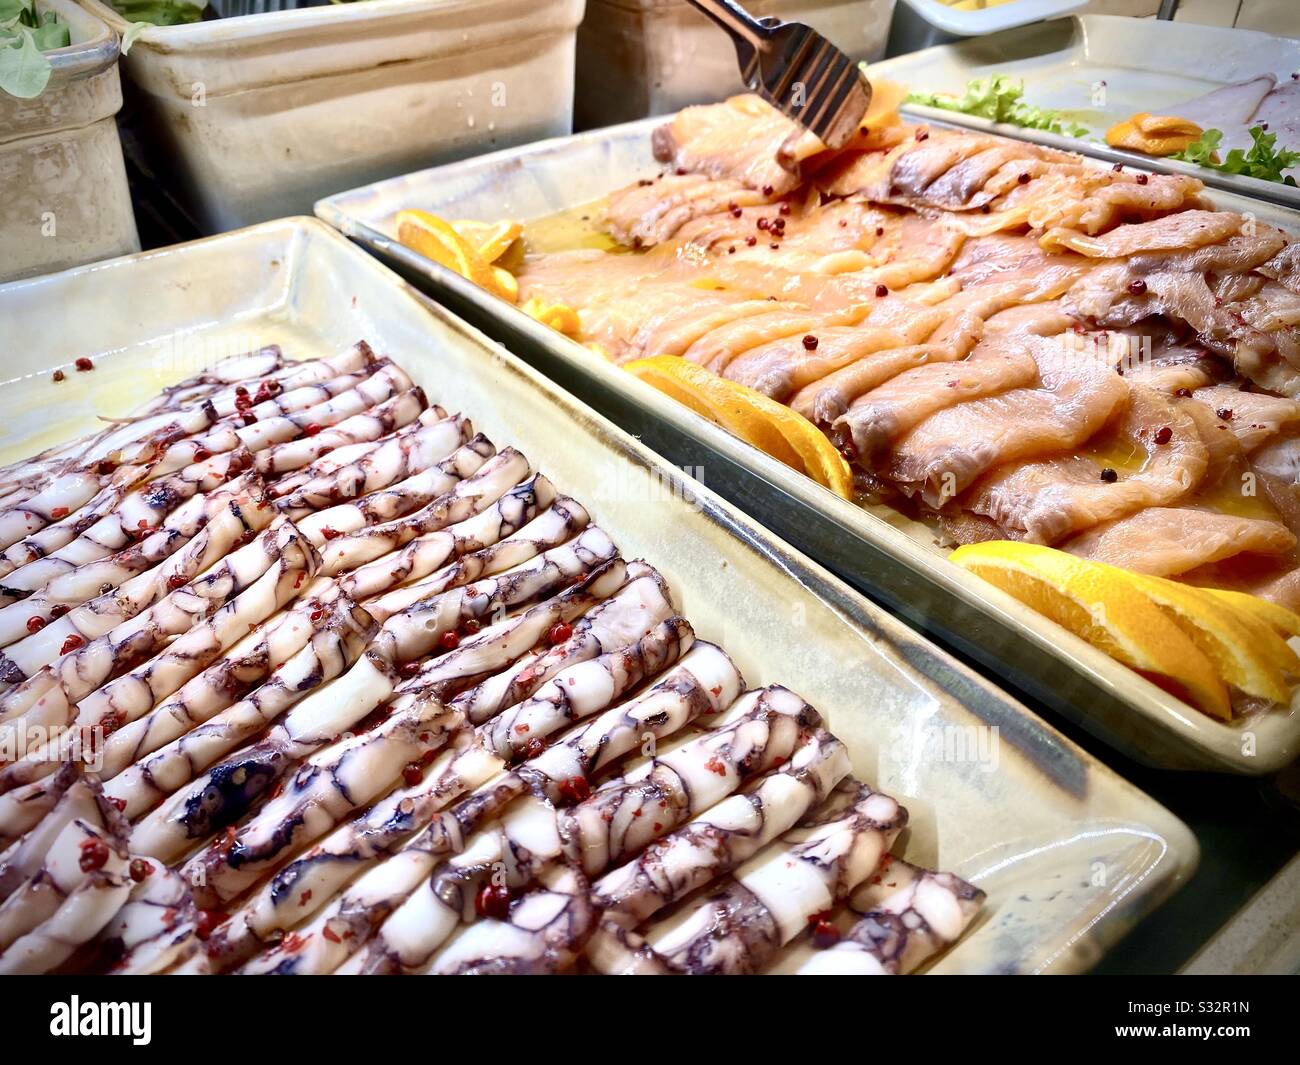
xmin=0 ymin=216 xmax=1197 ymax=974
xmin=873 ymin=14 xmax=1300 ymax=209
xmin=898 ymin=0 xmax=1086 ymax=37
xmin=316 ymin=118 xmax=1300 ymax=775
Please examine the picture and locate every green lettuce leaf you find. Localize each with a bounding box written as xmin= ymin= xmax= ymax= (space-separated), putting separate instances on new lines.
xmin=1173 ymin=125 xmax=1299 ymax=186
xmin=906 ymin=75 xmax=1089 ymax=138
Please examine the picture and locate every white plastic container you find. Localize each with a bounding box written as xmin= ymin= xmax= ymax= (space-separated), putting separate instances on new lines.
xmin=0 ymin=0 xmax=138 ymax=282
xmin=574 ymin=0 xmax=894 ymax=129
xmin=79 ymin=0 xmax=586 ymax=234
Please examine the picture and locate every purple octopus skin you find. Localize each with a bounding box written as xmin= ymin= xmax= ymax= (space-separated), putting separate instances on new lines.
xmin=254 ymin=387 xmax=426 ymax=478
xmin=0 ymin=500 xmax=280 ymax=737
xmin=338 ymin=477 xmax=563 ymax=603
xmin=300 ymin=434 xmax=496 ymax=546
xmin=0 ymin=520 xmax=318 ymax=794
xmin=111 ymin=593 xmax=376 ymax=830
xmin=590 ymin=729 xmax=850 ymax=934
xmin=277 ymin=413 xmax=470 ymax=517
xmin=99 ymin=862 xmax=200 ymax=975
xmin=603 ymin=780 xmax=907 ymax=975
xmin=316 ymin=446 xmax=531 ymax=574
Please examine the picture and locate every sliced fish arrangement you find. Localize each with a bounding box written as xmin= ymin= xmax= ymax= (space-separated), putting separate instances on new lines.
xmin=0 ymin=342 xmax=982 ymax=975
xmin=511 ymin=96 xmax=1300 ymax=605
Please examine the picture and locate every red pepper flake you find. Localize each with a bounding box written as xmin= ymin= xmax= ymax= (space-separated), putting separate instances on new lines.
xmin=25 ymin=616 xmax=45 ymax=634
xmin=167 ymin=574 xmax=187 ymax=590
xmin=727 ymin=246 xmax=736 ymax=254
xmin=915 ymin=128 xmax=929 ymax=141
xmin=439 ymin=630 xmax=461 ymax=651
xmin=298 ymin=890 xmax=313 ymax=907
xmin=475 ymin=883 xmax=511 ymax=920
xmin=129 ymin=858 xmax=154 ymax=882
xmin=242 ymin=412 xmax=258 ymax=426
xmin=322 ymin=925 xmax=342 ymax=944
xmin=1136 ymin=173 xmax=1149 ymax=185
xmin=108 ymin=796 xmax=127 ymax=811
xmin=1154 ymin=426 xmax=1173 ymax=445
xmin=303 ymin=423 xmax=322 ymax=436
xmin=75 ymin=357 xmax=94 ymax=372
xmin=811 ymin=919 xmax=841 ymax=949
xmin=399 ymin=661 xmax=421 ymax=678
xmin=875 ymin=284 xmax=889 ymax=298
xmin=50 ymin=506 xmax=69 ymax=519
xmin=769 ymin=242 xmax=779 ymax=250
xmin=1128 ymin=279 xmax=1147 ymax=295
xmin=1217 ymin=408 xmax=1233 ymax=421
xmin=559 ymin=776 xmax=590 ymax=803
xmin=281 ymin=932 xmax=308 ymax=954
xmin=761 ymin=184 xmax=774 ymax=196
xmin=235 ymin=385 xmax=248 ymax=397
xmin=1112 ymin=162 xmax=1124 ymax=172
xmin=78 ymin=837 xmax=110 ymax=873
xmin=310 ymin=609 xmax=324 ymax=622
xmin=524 ymin=737 xmax=547 ymax=760
xmin=194 ymin=910 xmax=228 ymax=941
xmin=52 ymin=370 xmax=65 ymax=383
xmin=293 ymin=571 xmax=305 ymax=589
xmin=60 ymin=634 xmax=86 ymax=655
xmin=547 ymin=621 xmax=573 ymax=646
xmin=402 ymin=761 xmax=423 ymax=786
xmin=463 ymin=618 xmax=482 ymax=635
xmin=802 ymin=335 xmax=818 ymax=351
xmin=875 ymin=226 xmax=884 ymax=237
xmin=778 ymin=202 xmax=791 ymax=216
xmin=234 ymin=394 xmax=253 ymax=412
xmin=100 ymin=711 xmax=123 ymax=737
xmin=514 ymin=723 xmax=530 ymax=735
xmin=49 ymin=604 xmax=68 ymax=619
xmin=1018 ymin=172 xmax=1031 ymax=184
xmin=705 ymin=756 xmax=727 ymax=777
xmin=194 ymin=447 xmax=212 ymax=461
xmin=745 ymin=236 xmax=757 ymax=247
xmin=320 ymin=527 xmax=342 ymax=541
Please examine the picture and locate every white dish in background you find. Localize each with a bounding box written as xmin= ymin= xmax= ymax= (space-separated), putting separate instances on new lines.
xmin=0 ymin=216 xmax=1198 ymax=974
xmin=317 ymin=118 xmax=1300 ymax=776
xmin=872 ymin=14 xmax=1300 ymax=208
xmin=78 ymin=0 xmax=584 ymax=234
xmin=898 ymin=0 xmax=1086 ymax=37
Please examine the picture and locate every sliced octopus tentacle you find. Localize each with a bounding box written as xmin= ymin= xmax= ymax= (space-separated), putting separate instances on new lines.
xmin=316 ymin=446 xmax=530 ymax=574
xmin=450 ymin=564 xmax=675 ymax=726
xmin=603 ymin=780 xmax=907 ymax=975
xmin=109 ymin=593 xmax=376 ymax=826
xmin=277 ymin=413 xmax=471 ymax=517
xmin=97 ymin=582 xmax=340 ymax=780
xmin=589 ymin=728 xmax=850 ymax=934
xmin=98 ymin=861 xmax=200 ymax=975
xmin=254 ymin=387 xmax=427 ymax=478
xmin=338 ymin=477 xmax=563 ymax=604
xmin=0 ymin=471 xmax=102 ymax=552
xmin=298 ymin=434 xmax=496 ymax=545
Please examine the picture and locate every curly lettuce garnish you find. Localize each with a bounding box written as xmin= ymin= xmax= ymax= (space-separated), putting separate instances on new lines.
xmin=906 ymin=75 xmax=1089 ymax=138
xmin=1172 ymin=126 xmax=1299 ymax=186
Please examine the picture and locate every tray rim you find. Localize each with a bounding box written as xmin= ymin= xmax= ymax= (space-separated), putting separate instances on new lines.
xmin=872 ymin=13 xmax=1300 ymax=211
xmin=0 ymin=214 xmax=1201 ymax=975
xmin=314 ymin=120 xmax=1300 ymax=776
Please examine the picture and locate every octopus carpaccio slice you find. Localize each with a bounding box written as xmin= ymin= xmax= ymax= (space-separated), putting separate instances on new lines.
xmin=0 ymin=340 xmax=986 ymax=976
xmin=791 ymin=858 xmax=985 ymax=975
xmin=589 ymin=779 xmax=905 ymax=975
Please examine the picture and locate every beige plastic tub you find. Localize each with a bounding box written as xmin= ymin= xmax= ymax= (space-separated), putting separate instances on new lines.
xmin=574 ymin=0 xmax=894 ymax=129
xmin=0 ymin=0 xmax=138 ymax=282
xmin=79 ymin=0 xmax=585 ymax=234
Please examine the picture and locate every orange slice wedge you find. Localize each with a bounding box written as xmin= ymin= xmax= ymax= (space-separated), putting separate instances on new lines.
xmin=1200 ymin=588 xmax=1300 ymax=640
xmin=951 ymin=541 xmax=1230 ymax=720
xmin=394 ymin=210 xmax=518 ymax=302
xmin=521 ymin=297 xmax=581 ymax=337
xmin=450 ymin=219 xmax=523 ymax=264
xmin=624 ymin=355 xmax=853 ymax=498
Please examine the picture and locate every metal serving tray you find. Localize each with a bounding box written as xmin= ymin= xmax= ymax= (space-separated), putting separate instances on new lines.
xmin=872 ymin=14 xmax=1300 ymax=210
xmin=317 ymin=120 xmax=1300 ymax=775
xmin=0 ymin=217 xmax=1195 ymax=973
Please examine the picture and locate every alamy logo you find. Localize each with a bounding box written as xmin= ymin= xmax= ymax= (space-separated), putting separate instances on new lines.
xmin=49 ymin=997 xmax=151 ymax=1046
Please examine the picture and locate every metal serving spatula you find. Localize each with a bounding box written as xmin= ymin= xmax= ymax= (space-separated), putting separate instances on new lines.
xmin=687 ymin=0 xmax=872 ymax=149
